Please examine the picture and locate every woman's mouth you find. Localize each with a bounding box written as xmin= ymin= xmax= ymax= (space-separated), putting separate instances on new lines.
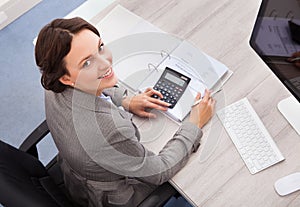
xmin=98 ymin=67 xmax=113 ymax=79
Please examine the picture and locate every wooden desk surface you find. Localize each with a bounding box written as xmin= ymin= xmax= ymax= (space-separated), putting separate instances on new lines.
xmin=92 ymin=0 xmax=300 ymax=206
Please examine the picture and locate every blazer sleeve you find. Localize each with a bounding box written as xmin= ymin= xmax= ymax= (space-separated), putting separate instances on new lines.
xmin=140 ymin=121 xmax=203 ymax=185
xmin=98 ymin=119 xmax=202 ymax=186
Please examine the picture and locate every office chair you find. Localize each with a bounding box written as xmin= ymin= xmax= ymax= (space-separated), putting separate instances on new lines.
xmin=0 ymin=120 xmax=177 ymax=207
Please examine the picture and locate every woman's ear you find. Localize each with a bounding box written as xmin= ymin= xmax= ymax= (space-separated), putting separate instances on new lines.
xmin=59 ymin=75 xmax=74 ymax=86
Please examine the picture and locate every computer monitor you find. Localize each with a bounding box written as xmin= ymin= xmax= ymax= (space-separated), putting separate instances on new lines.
xmin=249 ymin=0 xmax=300 ymax=135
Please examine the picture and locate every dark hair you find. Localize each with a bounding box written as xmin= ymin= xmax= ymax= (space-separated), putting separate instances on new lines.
xmin=35 ymin=17 xmax=100 ymax=93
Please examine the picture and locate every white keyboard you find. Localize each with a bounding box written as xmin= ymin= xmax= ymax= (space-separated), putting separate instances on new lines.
xmin=289 ymin=76 xmax=300 ymax=90
xmin=217 ymin=98 xmax=285 ymax=174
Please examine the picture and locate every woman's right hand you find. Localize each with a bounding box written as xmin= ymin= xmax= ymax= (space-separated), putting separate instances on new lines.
xmin=287 ymin=51 xmax=300 ymax=68
xmin=189 ymin=89 xmax=216 ymax=128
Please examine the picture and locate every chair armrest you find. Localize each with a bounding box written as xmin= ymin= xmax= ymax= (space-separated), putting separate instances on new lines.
xmin=19 ymin=120 xmax=49 ymax=158
xmin=138 ymin=182 xmax=178 ymax=207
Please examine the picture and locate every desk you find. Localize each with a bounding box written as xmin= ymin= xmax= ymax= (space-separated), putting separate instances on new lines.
xmin=88 ymin=0 xmax=300 ymax=206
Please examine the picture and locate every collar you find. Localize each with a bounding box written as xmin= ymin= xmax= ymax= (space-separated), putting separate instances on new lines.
xmin=61 ymin=88 xmax=115 ymax=114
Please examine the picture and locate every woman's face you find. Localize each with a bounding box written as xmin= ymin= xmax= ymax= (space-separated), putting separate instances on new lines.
xmin=60 ymin=29 xmax=117 ymax=96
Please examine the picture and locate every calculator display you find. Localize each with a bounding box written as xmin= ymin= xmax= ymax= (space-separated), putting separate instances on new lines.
xmin=152 ymin=67 xmax=191 ymax=109
xmin=164 ymin=73 xmax=185 ymax=86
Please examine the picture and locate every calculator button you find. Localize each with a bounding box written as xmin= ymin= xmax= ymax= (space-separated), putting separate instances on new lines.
xmin=152 ymin=71 xmax=190 ymax=108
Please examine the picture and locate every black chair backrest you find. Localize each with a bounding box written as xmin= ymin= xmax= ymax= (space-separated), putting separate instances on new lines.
xmin=0 ymin=140 xmax=73 ymax=207
xmin=0 ymin=119 xmax=177 ymax=207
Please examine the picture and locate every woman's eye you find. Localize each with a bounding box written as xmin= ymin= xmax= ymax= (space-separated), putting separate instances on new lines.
xmin=98 ymin=43 xmax=104 ymax=52
xmin=83 ymin=60 xmax=91 ymax=68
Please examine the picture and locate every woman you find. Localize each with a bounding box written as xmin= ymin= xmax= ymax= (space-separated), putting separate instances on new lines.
xmin=35 ymin=17 xmax=215 ymax=207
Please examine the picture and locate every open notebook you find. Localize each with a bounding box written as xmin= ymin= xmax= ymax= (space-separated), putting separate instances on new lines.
xmin=99 ymin=5 xmax=232 ymax=122
xmin=108 ymin=32 xmax=231 ymax=122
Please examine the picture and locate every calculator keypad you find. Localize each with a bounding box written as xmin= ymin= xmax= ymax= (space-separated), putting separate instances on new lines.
xmin=152 ymin=80 xmax=184 ymax=108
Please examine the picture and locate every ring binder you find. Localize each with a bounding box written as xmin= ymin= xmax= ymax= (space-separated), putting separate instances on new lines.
xmin=147 ymin=63 xmax=158 ymax=71
xmin=160 ymin=50 xmax=171 ymax=59
xmin=269 ymin=9 xmax=278 ymax=20
xmin=146 ymin=50 xmax=173 ymax=72
xmin=146 ymin=50 xmax=171 ymax=72
xmin=285 ymin=11 xmax=294 ymax=21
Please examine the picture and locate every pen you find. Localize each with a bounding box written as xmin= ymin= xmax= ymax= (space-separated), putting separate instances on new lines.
xmin=192 ymin=88 xmax=222 ymax=107
xmin=290 ymin=57 xmax=300 ymax=62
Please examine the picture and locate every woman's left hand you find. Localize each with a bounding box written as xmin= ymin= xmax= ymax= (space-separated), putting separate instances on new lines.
xmin=122 ymin=88 xmax=170 ymax=118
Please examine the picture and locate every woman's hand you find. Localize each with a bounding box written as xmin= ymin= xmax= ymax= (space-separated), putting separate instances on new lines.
xmin=189 ymin=89 xmax=216 ymax=128
xmin=122 ymin=88 xmax=171 ymax=118
xmin=287 ymin=51 xmax=300 ymax=68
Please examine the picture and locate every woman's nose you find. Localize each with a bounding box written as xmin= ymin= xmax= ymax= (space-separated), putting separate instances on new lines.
xmin=96 ymin=54 xmax=110 ymax=70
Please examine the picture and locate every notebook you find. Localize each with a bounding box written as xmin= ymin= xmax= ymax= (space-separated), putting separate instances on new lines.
xmin=109 ymin=33 xmax=231 ymax=121
xmin=100 ymin=5 xmax=232 ymax=122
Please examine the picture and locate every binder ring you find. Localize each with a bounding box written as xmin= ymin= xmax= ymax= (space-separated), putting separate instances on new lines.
xmin=160 ymin=50 xmax=171 ymax=60
xmin=148 ymin=63 xmax=158 ymax=72
xmin=269 ymin=9 xmax=278 ymax=20
xmin=285 ymin=11 xmax=294 ymax=21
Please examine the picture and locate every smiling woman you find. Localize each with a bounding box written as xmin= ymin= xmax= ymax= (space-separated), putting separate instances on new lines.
xmin=60 ymin=29 xmax=117 ymax=96
xmin=35 ymin=17 xmax=215 ymax=207
xmin=35 ymin=18 xmax=104 ymax=93
xmin=36 ymin=18 xmax=117 ymax=96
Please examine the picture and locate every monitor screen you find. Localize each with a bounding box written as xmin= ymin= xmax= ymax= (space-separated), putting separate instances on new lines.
xmin=249 ymin=0 xmax=300 ymax=102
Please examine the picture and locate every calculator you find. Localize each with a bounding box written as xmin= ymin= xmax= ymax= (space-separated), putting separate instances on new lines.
xmin=152 ymin=67 xmax=191 ymax=108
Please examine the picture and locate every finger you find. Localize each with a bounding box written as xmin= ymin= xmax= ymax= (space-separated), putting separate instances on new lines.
xmin=209 ymin=98 xmax=216 ymax=110
xmin=146 ymin=101 xmax=169 ymax=111
xmin=145 ymin=88 xmax=163 ymax=98
xmin=208 ymin=96 xmax=215 ymax=104
xmin=149 ymin=96 xmax=171 ymax=107
xmin=287 ymin=56 xmax=300 ymax=62
xmin=292 ymin=51 xmax=300 ymax=57
xmin=144 ymin=87 xmax=152 ymax=93
xmin=203 ymin=89 xmax=211 ymax=102
xmin=195 ymin=92 xmax=201 ymax=101
xmin=151 ymin=89 xmax=164 ymax=99
xmin=139 ymin=111 xmax=157 ymax=118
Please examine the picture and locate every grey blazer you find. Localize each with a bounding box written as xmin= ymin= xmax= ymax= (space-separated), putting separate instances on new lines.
xmin=45 ymin=86 xmax=203 ymax=207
